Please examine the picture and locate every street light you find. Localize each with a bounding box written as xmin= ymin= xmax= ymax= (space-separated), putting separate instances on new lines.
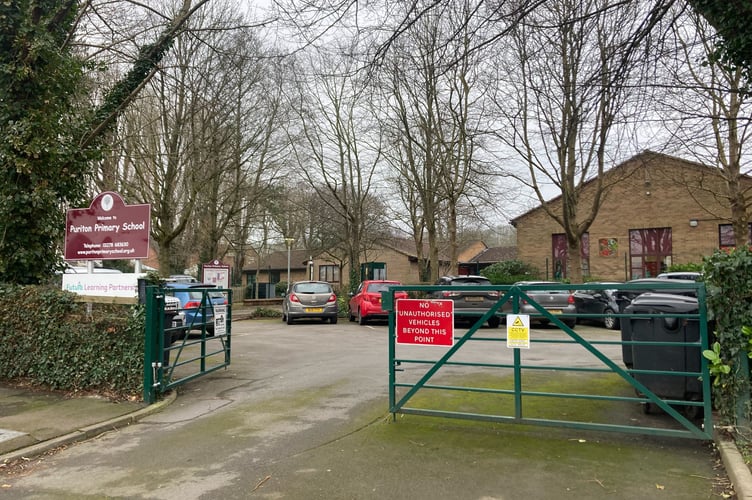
xmin=284 ymin=237 xmax=294 ymax=288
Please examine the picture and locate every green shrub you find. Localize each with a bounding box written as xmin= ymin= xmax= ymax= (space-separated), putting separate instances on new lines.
xmin=251 ymin=307 xmax=282 ymax=318
xmin=0 ymin=284 xmax=143 ymax=399
xmin=703 ymin=247 xmax=752 ymax=425
xmin=337 ymin=295 xmax=349 ymax=317
xmin=480 ymin=260 xmax=540 ymax=284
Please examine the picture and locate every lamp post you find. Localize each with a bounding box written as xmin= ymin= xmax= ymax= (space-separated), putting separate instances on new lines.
xmin=284 ymin=237 xmax=294 ymax=288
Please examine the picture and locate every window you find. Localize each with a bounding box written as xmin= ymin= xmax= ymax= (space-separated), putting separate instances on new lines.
xmin=719 ymin=223 xmax=752 ymax=249
xmin=318 ymin=265 xmax=340 ymax=283
xmin=551 ymin=233 xmax=590 ymax=279
xmin=629 ymin=227 xmax=672 ymax=278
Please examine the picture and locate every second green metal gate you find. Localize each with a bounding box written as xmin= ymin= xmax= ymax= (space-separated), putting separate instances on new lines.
xmin=143 ymin=285 xmax=232 ymax=403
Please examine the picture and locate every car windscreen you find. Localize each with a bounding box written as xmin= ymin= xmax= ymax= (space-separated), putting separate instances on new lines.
xmin=294 ymin=283 xmax=332 ymax=294
xmin=368 ymin=283 xmax=397 ymax=293
xmin=450 ymin=279 xmax=490 ymax=286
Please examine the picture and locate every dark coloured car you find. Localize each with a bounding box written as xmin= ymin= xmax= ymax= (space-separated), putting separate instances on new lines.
xmin=573 ymin=283 xmax=622 ymax=330
xmin=283 ymin=281 xmax=339 ymax=325
xmin=348 ymin=280 xmax=408 ymax=325
xmin=505 ymin=281 xmax=577 ymax=328
xmin=431 ymin=275 xmax=501 ymax=328
xmin=613 ymin=278 xmax=698 ymax=313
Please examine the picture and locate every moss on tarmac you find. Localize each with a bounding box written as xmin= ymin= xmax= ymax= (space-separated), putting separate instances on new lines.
xmin=237 ymin=372 xmax=725 ymax=499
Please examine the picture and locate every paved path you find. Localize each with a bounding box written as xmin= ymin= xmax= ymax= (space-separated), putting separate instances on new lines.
xmin=0 ymin=319 xmax=737 ymax=498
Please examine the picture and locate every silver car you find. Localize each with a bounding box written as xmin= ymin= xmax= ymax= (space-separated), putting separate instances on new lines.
xmin=282 ymin=281 xmax=339 ymax=325
xmin=505 ymin=281 xmax=577 ymax=328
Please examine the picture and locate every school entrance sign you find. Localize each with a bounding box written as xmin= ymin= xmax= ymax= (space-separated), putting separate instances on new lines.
xmin=65 ymin=192 xmax=151 ymax=260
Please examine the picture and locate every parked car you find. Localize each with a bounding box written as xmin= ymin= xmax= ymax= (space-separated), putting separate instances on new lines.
xmin=348 ymin=280 xmax=408 ymax=325
xmin=431 ymin=275 xmax=502 ymax=328
xmin=163 ymin=295 xmax=186 ymax=344
xmin=63 ymin=265 xmax=122 ymax=274
xmin=613 ymin=278 xmax=698 ymax=313
xmin=505 ymin=281 xmax=577 ymax=328
xmin=164 ymin=282 xmax=227 ymax=334
xmin=283 ymin=281 xmax=338 ymax=325
xmin=166 ymin=274 xmax=199 ymax=283
xmin=656 ymin=271 xmax=703 ymax=281
xmin=573 ymin=283 xmax=622 ymax=330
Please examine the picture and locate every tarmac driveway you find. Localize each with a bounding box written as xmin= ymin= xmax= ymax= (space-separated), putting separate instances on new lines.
xmin=0 ymin=319 xmax=728 ymax=499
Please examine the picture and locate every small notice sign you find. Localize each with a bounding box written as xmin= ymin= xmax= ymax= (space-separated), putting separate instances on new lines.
xmin=396 ymin=299 xmax=454 ymax=346
xmin=506 ymin=314 xmax=530 ymax=349
xmin=214 ymin=305 xmax=227 ymax=336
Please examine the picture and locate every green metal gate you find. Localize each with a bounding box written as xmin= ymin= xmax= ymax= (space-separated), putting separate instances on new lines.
xmin=143 ymin=285 xmax=232 ymax=403
xmin=386 ymin=282 xmax=712 ymax=440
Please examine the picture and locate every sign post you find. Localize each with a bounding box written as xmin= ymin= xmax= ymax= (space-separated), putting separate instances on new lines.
xmin=396 ymin=299 xmax=454 ymax=346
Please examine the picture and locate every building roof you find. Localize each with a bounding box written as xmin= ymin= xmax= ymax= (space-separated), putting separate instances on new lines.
xmin=243 ymin=235 xmax=456 ymax=273
xmin=377 ymin=236 xmax=452 ymax=263
xmin=509 ymin=150 xmax=724 ymax=226
xmin=246 ymin=249 xmax=310 ymax=272
xmin=465 ymin=246 xmax=517 ymax=264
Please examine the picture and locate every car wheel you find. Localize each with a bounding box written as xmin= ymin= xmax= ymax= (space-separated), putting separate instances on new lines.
xmin=564 ymin=320 xmax=576 ymax=329
xmin=358 ymin=309 xmax=367 ymax=325
xmin=603 ymin=308 xmax=619 ymax=330
xmin=286 ymin=314 xmax=294 ymax=325
xmin=331 ymin=316 xmax=338 ymax=325
xmin=487 ymin=316 xmax=501 ymax=329
xmin=348 ymin=308 xmax=355 ymax=322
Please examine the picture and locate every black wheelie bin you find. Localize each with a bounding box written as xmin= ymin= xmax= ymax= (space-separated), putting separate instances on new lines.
xmin=622 ymin=293 xmax=703 ymax=415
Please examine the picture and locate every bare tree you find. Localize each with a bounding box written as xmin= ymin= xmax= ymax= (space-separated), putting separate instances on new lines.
xmin=379 ymin=1 xmax=499 ymax=282
xmin=489 ymin=0 xmax=662 ymax=283
xmin=658 ymin=9 xmax=752 ymax=247
xmin=285 ymin=42 xmax=388 ymax=291
xmin=186 ymin=15 xmax=289 ymax=267
xmin=98 ymin=1 xmax=285 ymax=274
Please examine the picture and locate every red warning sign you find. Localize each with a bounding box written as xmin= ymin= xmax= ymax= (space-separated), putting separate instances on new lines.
xmin=396 ymin=299 xmax=454 ymax=346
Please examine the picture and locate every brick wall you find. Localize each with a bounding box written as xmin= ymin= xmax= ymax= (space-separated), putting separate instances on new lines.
xmin=514 ymin=152 xmax=751 ymax=281
xmin=333 ymin=247 xmax=421 ymax=288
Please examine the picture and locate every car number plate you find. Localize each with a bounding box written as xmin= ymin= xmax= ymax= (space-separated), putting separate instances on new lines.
xmin=465 ymin=296 xmax=484 ymax=302
xmin=305 ymin=307 xmax=324 ymax=313
xmin=549 ymin=309 xmax=562 ymax=314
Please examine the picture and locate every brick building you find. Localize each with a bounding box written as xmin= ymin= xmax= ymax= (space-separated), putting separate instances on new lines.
xmin=511 ymin=151 xmax=752 ymax=282
xmin=242 ymin=237 xmax=452 ymax=296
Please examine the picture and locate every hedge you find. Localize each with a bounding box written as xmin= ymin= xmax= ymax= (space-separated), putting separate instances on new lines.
xmin=0 ymin=284 xmax=144 ymax=399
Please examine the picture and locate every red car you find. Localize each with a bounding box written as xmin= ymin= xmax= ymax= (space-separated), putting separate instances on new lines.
xmin=348 ymin=280 xmax=408 ymax=325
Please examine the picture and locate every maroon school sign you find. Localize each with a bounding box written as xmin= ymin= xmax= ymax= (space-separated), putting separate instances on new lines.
xmin=65 ymin=192 xmax=151 ymax=261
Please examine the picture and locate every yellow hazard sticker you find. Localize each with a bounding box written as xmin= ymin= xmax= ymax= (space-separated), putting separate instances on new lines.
xmin=506 ymin=314 xmax=530 ymax=349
